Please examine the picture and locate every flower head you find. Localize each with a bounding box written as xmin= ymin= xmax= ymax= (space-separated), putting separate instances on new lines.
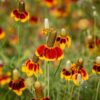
xmin=44 ymin=0 xmax=57 ymax=8
xmin=72 ymin=58 xmax=88 ymax=85
xmin=92 ymin=56 xmax=100 ymax=74
xmin=0 ymin=27 xmax=5 ymax=40
xmin=11 ymin=0 xmax=29 ymax=22
xmin=55 ymin=29 xmax=71 ymax=50
xmin=0 ymin=72 xmax=11 ymax=86
xmin=9 ymin=78 xmax=26 ymax=96
xmin=22 ymin=54 xmax=42 ymax=77
xmin=29 ymin=16 xmax=38 ymax=25
xmin=35 ymin=29 xmax=64 ymax=61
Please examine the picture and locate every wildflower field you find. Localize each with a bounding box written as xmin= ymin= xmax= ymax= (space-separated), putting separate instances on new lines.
xmin=0 ymin=0 xmax=100 ymax=100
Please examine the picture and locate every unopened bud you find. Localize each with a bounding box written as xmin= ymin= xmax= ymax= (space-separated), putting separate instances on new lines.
xmin=95 ymin=56 xmax=100 ymax=64
xmin=66 ymin=60 xmax=71 ymax=69
xmin=13 ymin=69 xmax=20 ymax=79
xmin=44 ymin=18 xmax=49 ymax=29
xmin=61 ymin=28 xmax=66 ymax=36
xmin=34 ymin=81 xmax=44 ymax=99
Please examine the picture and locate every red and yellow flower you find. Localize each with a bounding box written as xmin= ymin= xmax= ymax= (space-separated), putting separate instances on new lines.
xmin=0 ymin=72 xmax=11 ymax=86
xmin=50 ymin=0 xmax=70 ymax=18
xmin=0 ymin=27 xmax=5 ymax=40
xmin=61 ymin=58 xmax=88 ymax=85
xmin=36 ymin=44 xmax=63 ymax=61
xmin=92 ymin=56 xmax=100 ymax=74
xmin=55 ymin=29 xmax=71 ymax=50
xmin=29 ymin=16 xmax=38 ymax=25
xmin=11 ymin=1 xmax=29 ymax=22
xmin=72 ymin=59 xmax=88 ymax=85
xmin=61 ymin=68 xmax=72 ymax=80
xmin=22 ymin=59 xmax=42 ymax=77
xmin=43 ymin=0 xmax=57 ymax=8
xmin=61 ymin=63 xmax=76 ymax=81
xmin=72 ymin=67 xmax=88 ymax=85
xmin=36 ymin=29 xmax=64 ymax=61
xmin=9 ymin=78 xmax=26 ymax=96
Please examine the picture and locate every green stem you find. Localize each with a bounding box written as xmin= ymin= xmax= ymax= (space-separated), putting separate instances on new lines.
xmin=69 ymin=84 xmax=75 ymax=100
xmin=54 ymin=60 xmax=62 ymax=77
xmin=78 ymin=86 xmax=81 ymax=100
xmin=95 ymin=79 xmax=100 ymax=100
xmin=47 ymin=62 xmax=50 ymax=97
xmin=93 ymin=15 xmax=96 ymax=47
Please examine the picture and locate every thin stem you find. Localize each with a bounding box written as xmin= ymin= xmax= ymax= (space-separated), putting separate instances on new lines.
xmin=69 ymin=84 xmax=75 ymax=100
xmin=47 ymin=62 xmax=50 ymax=97
xmin=93 ymin=15 xmax=96 ymax=47
xmin=78 ymin=86 xmax=81 ymax=100
xmin=44 ymin=61 xmax=48 ymax=97
xmin=95 ymin=79 xmax=100 ymax=100
xmin=54 ymin=60 xmax=62 ymax=77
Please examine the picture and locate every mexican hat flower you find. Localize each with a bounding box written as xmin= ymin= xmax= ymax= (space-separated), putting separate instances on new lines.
xmin=55 ymin=29 xmax=71 ymax=50
xmin=43 ymin=0 xmax=57 ymax=8
xmin=35 ymin=29 xmax=64 ymax=61
xmin=0 ymin=27 xmax=5 ymax=40
xmin=0 ymin=72 xmax=11 ymax=86
xmin=50 ymin=0 xmax=71 ymax=18
xmin=22 ymin=54 xmax=43 ymax=77
xmin=29 ymin=16 xmax=38 ymax=25
xmin=11 ymin=0 xmax=29 ymax=22
xmin=9 ymin=78 xmax=26 ymax=96
xmin=92 ymin=56 xmax=100 ymax=74
xmin=61 ymin=61 xmax=77 ymax=81
xmin=72 ymin=58 xmax=88 ymax=85
xmin=86 ymin=35 xmax=95 ymax=50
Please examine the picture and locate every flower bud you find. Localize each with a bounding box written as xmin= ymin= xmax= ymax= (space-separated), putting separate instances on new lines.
xmin=44 ymin=18 xmax=49 ymax=29
xmin=66 ymin=60 xmax=71 ymax=69
xmin=34 ymin=81 xmax=44 ymax=99
xmin=95 ymin=56 xmax=100 ymax=64
xmin=13 ymin=69 xmax=20 ymax=79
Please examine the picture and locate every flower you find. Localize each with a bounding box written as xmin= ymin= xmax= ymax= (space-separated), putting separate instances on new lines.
xmin=50 ymin=0 xmax=70 ymax=18
xmin=29 ymin=16 xmax=38 ymax=25
xmin=0 ymin=72 xmax=11 ymax=86
xmin=11 ymin=1 xmax=29 ymax=22
xmin=61 ymin=68 xmax=72 ymax=80
xmin=92 ymin=56 xmax=100 ymax=74
xmin=44 ymin=0 xmax=57 ymax=8
xmin=22 ymin=55 xmax=42 ymax=77
xmin=72 ymin=58 xmax=88 ymax=85
xmin=61 ymin=62 xmax=76 ymax=81
xmin=0 ymin=27 xmax=5 ymax=40
xmin=72 ymin=67 xmax=88 ymax=85
xmin=9 ymin=78 xmax=26 ymax=96
xmin=86 ymin=35 xmax=95 ymax=49
xmin=55 ymin=29 xmax=71 ymax=50
xmin=34 ymin=81 xmax=44 ymax=100
xmin=35 ymin=29 xmax=64 ymax=61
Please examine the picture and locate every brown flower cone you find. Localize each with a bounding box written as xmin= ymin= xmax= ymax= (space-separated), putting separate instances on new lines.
xmin=34 ymin=81 xmax=44 ymax=100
